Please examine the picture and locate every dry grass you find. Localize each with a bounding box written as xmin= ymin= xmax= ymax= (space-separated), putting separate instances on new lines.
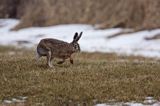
xmin=0 ymin=46 xmax=160 ymax=106
xmin=1 ymin=0 xmax=160 ymax=30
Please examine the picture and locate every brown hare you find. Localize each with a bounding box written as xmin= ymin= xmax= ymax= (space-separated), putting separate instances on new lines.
xmin=36 ymin=32 xmax=82 ymax=67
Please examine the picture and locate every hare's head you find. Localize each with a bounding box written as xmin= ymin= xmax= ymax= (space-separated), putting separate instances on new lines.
xmin=71 ymin=32 xmax=83 ymax=52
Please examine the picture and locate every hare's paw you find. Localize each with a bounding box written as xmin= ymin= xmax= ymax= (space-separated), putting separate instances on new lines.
xmin=47 ymin=62 xmax=53 ymax=68
xmin=48 ymin=63 xmax=53 ymax=67
xmin=57 ymin=60 xmax=65 ymax=64
xmin=70 ymin=59 xmax=73 ymax=64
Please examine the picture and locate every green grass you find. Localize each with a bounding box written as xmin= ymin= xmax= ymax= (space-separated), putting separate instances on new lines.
xmin=0 ymin=46 xmax=160 ymax=106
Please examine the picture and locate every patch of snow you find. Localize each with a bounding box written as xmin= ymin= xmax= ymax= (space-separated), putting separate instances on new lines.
xmin=96 ymin=97 xmax=160 ymax=106
xmin=0 ymin=19 xmax=160 ymax=58
xmin=96 ymin=102 xmax=160 ymax=106
xmin=153 ymin=102 xmax=160 ymax=106
xmin=3 ymin=100 xmax=13 ymax=104
xmin=126 ymin=103 xmax=144 ymax=106
xmin=95 ymin=104 xmax=107 ymax=106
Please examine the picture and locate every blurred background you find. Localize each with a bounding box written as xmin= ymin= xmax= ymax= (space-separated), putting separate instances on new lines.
xmin=0 ymin=0 xmax=160 ymax=29
xmin=0 ymin=0 xmax=160 ymax=58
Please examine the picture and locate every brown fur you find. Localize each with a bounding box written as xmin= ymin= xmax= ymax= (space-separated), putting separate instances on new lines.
xmin=36 ymin=32 xmax=82 ymax=67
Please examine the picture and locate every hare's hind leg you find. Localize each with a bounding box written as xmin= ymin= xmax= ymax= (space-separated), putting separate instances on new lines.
xmin=46 ymin=51 xmax=53 ymax=67
xmin=57 ymin=59 xmax=65 ymax=64
xmin=36 ymin=52 xmax=41 ymax=61
xmin=36 ymin=49 xmax=42 ymax=61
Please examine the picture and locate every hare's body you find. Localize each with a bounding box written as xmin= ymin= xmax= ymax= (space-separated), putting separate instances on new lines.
xmin=37 ymin=39 xmax=74 ymax=59
xmin=36 ymin=32 xmax=82 ymax=67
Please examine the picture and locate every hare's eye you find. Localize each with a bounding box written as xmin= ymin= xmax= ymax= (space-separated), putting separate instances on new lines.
xmin=74 ymin=44 xmax=79 ymax=50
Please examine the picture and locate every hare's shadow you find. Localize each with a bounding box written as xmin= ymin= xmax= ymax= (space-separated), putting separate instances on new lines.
xmin=35 ymin=62 xmax=71 ymax=70
xmin=33 ymin=58 xmax=80 ymax=70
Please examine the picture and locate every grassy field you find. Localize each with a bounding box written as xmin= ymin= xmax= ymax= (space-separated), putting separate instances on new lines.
xmin=0 ymin=46 xmax=160 ymax=106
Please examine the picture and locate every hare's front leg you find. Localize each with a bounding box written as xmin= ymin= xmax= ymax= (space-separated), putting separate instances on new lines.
xmin=57 ymin=59 xmax=65 ymax=64
xmin=46 ymin=51 xmax=53 ymax=67
xmin=70 ymin=57 xmax=73 ymax=64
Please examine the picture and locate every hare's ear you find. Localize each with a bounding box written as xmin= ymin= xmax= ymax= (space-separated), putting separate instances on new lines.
xmin=76 ymin=32 xmax=83 ymax=41
xmin=73 ymin=32 xmax=79 ymax=41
